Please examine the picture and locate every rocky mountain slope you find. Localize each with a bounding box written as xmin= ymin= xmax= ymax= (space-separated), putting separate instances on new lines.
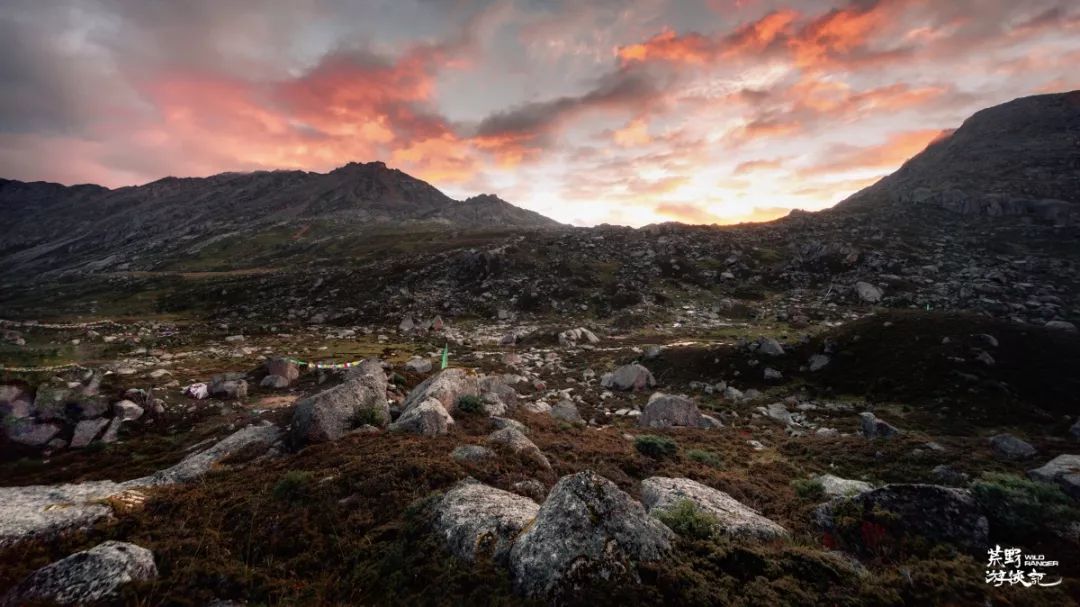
xmin=0 ymin=160 xmax=559 ymax=278
xmin=838 ymin=90 xmax=1080 ymax=223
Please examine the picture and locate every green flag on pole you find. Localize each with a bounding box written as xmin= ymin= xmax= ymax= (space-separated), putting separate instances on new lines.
xmin=440 ymin=343 xmax=449 ymax=369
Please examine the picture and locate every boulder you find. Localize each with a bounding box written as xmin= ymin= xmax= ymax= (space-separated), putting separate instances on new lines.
xmin=260 ymin=375 xmax=291 ymax=389
xmin=113 ymin=400 xmax=144 ymax=422
xmin=0 ymin=481 xmax=123 ymax=548
xmin=265 ymin=357 xmax=300 ymax=382
xmin=133 ymin=423 xmax=282 ymax=486
xmin=640 ymin=476 xmax=788 ymax=540
xmin=756 ymin=337 xmax=785 ymax=357
xmin=859 ymin=412 xmax=902 ymax=438
xmin=404 ymin=357 xmax=433 ymax=374
xmin=1 ymin=541 xmax=156 ymax=606
xmin=487 ymin=427 xmax=551 ymax=470
xmin=4 ymin=419 xmax=61 ymax=447
xmin=389 ymin=398 xmax=454 ymax=436
xmin=600 ymin=364 xmax=656 ymax=391
xmin=550 ymin=400 xmax=583 ymax=424
xmin=184 ymin=383 xmax=209 ymax=400
xmin=31 ymin=384 xmax=108 ymax=421
xmin=558 ymin=327 xmax=599 ymax=346
xmin=491 ymin=416 xmax=528 ymax=434
xmin=70 ymin=418 xmax=110 ymax=448
xmin=638 ymin=393 xmax=705 ymax=429
xmin=451 ymin=445 xmax=495 ymax=463
xmin=479 ymin=375 xmax=520 ymax=411
xmin=815 ymin=474 xmax=873 ymax=498
xmin=808 ymin=354 xmax=830 ymax=372
xmin=401 ymin=368 xmax=479 ymax=415
xmin=988 ymin=433 xmax=1037 ymax=460
xmin=814 ymin=484 xmax=988 ymax=553
xmin=208 ymin=374 xmax=248 ymax=399
xmin=433 ymin=479 xmax=539 ymax=563
xmin=1045 ymin=320 xmax=1077 ymax=332
xmin=0 ymin=384 xmax=32 ymax=419
xmin=289 ymin=364 xmax=389 ymax=445
xmin=1028 ymin=454 xmax=1080 ymax=499
xmin=855 ymin=281 xmax=883 ymax=303
xmin=509 ymin=471 xmax=673 ymax=599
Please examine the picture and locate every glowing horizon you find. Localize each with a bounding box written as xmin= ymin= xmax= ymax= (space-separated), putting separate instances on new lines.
xmin=1 ymin=1 xmax=1077 ymax=227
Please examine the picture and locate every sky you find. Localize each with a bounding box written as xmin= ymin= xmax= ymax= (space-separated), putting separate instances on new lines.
xmin=0 ymin=1 xmax=1078 ymax=227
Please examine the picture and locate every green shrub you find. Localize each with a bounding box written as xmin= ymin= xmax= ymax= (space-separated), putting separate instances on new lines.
xmin=390 ymin=372 xmax=406 ymax=386
xmin=272 ymin=470 xmax=314 ymax=502
xmin=635 ymin=435 xmax=678 ymax=459
xmin=456 ymin=394 xmax=484 ymax=414
xmin=352 ymin=407 xmax=386 ymax=427
xmin=655 ymin=499 xmax=718 ymax=540
xmin=686 ymin=449 xmax=722 ymax=468
xmin=971 ymin=472 xmax=1078 ymax=536
xmin=791 ymin=478 xmax=826 ymax=501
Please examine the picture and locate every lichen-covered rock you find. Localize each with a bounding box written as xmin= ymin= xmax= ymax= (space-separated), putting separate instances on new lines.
xmin=265 ymin=357 xmax=300 ymax=382
xmin=989 ymin=433 xmax=1037 ymax=460
xmin=814 ymin=484 xmax=989 ymax=553
xmin=132 ymin=423 xmax=282 ymax=486
xmin=451 ymin=444 xmax=495 ymax=463
xmin=4 ymin=419 xmax=61 ymax=446
xmin=1 ymin=541 xmax=156 ymax=606
xmin=550 ymin=400 xmax=583 ymax=424
xmin=509 ymin=471 xmax=673 ymax=599
xmin=638 ymin=393 xmax=704 ymax=428
xmin=855 ymin=281 xmax=883 ymax=303
xmin=70 ymin=418 xmax=110 ymax=448
xmin=433 ymin=479 xmax=539 ymax=563
xmin=404 ymin=357 xmax=433 ymax=374
xmin=640 ymin=477 xmax=788 ymax=540
xmin=260 ymin=374 xmax=291 ymax=389
xmin=487 ymin=427 xmax=550 ymax=470
xmin=112 ymin=399 xmax=144 ymax=422
xmin=0 ymin=384 xmax=32 ymax=419
xmin=815 ymin=474 xmax=873 ymax=498
xmin=389 ymin=398 xmax=454 ymax=436
xmin=0 ymin=424 xmax=282 ymax=547
xmin=1028 ymin=454 xmax=1080 ymax=499
xmin=859 ymin=411 xmax=902 ymax=438
xmin=0 ymin=481 xmax=123 ymax=548
xmin=289 ymin=363 xmax=389 ymax=445
xmin=209 ymin=373 xmax=248 ymax=399
xmin=600 ymin=364 xmax=655 ymax=391
xmin=401 ymin=368 xmax=479 ymax=415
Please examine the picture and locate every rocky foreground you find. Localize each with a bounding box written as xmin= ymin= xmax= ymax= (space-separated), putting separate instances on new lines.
xmin=1 ymin=307 xmax=1079 ymax=605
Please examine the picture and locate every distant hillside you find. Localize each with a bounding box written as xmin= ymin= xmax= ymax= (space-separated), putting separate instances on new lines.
xmin=837 ymin=90 xmax=1080 ymax=224
xmin=0 ymin=161 xmax=560 ymax=277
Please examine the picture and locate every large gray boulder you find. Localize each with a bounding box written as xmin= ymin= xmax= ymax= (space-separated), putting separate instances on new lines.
xmin=487 ymin=427 xmax=551 ymax=470
xmin=600 ymin=364 xmax=656 ymax=391
xmin=640 ymin=477 xmax=788 ymax=540
xmin=31 ymin=382 xmax=109 ymax=421
xmin=0 ymin=481 xmax=124 ymax=548
xmin=855 ymin=281 xmax=883 ymax=303
xmin=815 ymin=474 xmax=873 ymax=498
xmin=814 ymin=484 xmax=988 ymax=553
xmin=4 ymin=419 xmax=61 ymax=447
xmin=70 ymin=418 xmax=110 ymax=448
xmin=401 ymin=368 xmax=479 ymax=415
xmin=389 ymin=398 xmax=454 ymax=436
xmin=0 ymin=424 xmax=282 ymax=547
xmin=289 ymin=362 xmax=389 ymax=445
xmin=989 ymin=433 xmax=1037 ymax=460
xmin=265 ymin=357 xmax=301 ymax=382
xmin=433 ymin=479 xmax=539 ymax=563
xmin=1028 ymin=454 xmax=1080 ymax=499
xmin=0 ymin=384 xmax=32 ymax=419
xmin=638 ymin=393 xmax=707 ymax=429
xmin=859 ymin=411 xmax=902 ymax=438
xmin=1 ymin=541 xmax=156 ymax=606
xmin=509 ymin=471 xmax=673 ymax=599
xmin=756 ymin=337 xmax=785 ymax=357
xmin=130 ymin=423 xmax=282 ymax=487
xmin=208 ymin=373 xmax=248 ymax=399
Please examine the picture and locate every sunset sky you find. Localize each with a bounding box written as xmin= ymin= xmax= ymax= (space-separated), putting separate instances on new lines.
xmin=1 ymin=1 xmax=1078 ymax=226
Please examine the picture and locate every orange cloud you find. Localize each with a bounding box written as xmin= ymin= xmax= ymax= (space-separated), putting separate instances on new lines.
xmin=613 ymin=118 xmax=652 ymax=146
xmin=617 ymin=10 xmax=798 ymax=66
xmin=800 ymin=128 xmax=948 ymax=177
xmin=733 ymin=158 xmax=786 ymax=174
